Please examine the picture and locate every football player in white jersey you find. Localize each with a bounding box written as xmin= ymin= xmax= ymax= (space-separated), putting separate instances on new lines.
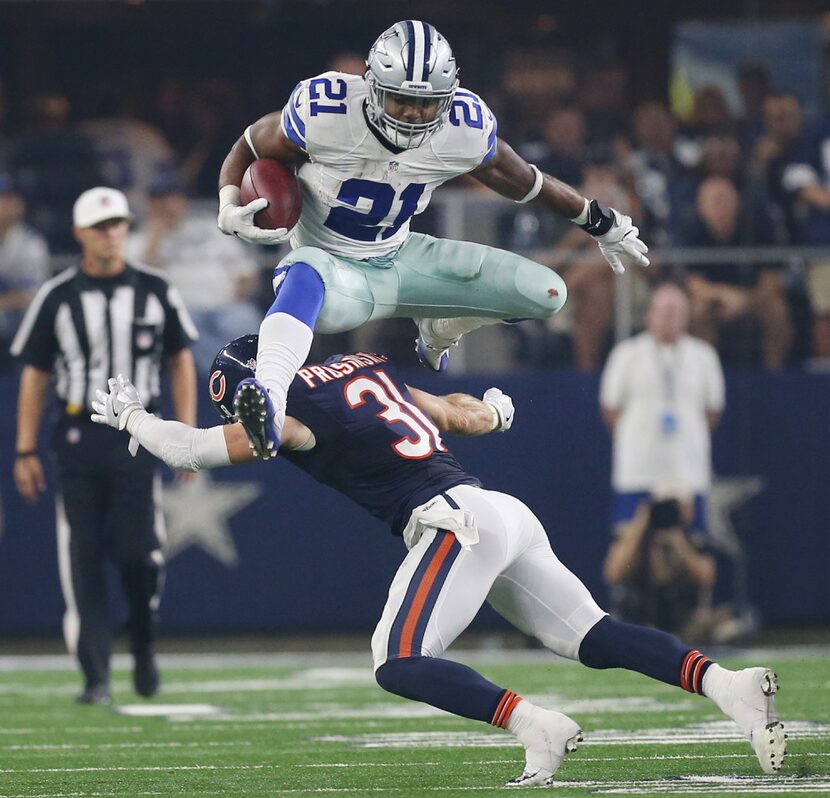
xmin=217 ymin=20 xmax=649 ymax=457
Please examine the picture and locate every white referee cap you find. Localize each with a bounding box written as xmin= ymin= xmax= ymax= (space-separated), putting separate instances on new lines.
xmin=73 ymin=187 xmax=133 ymax=228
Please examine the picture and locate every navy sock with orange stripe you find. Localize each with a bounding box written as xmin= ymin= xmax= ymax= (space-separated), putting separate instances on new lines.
xmin=375 ymin=656 xmax=520 ymax=725
xmin=579 ymin=616 xmax=714 ymax=693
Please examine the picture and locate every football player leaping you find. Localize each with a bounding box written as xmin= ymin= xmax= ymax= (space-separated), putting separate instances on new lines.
xmin=216 ymin=21 xmax=649 ymax=458
xmin=92 ymin=341 xmax=785 ymax=787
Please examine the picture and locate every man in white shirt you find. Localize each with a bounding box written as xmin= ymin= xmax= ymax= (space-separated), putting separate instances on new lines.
xmin=600 ymin=283 xmax=725 ymax=534
xmin=127 ymin=173 xmax=263 ymax=370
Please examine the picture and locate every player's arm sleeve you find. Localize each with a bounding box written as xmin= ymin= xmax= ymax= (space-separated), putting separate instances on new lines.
xmin=160 ymin=284 xmax=199 ymax=354
xmin=9 ymin=286 xmax=59 ymax=370
xmin=280 ymin=81 xmax=311 ymax=155
xmin=126 ymin=411 xmax=236 ymax=471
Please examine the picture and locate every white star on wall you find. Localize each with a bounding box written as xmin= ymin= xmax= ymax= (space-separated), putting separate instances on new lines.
xmin=707 ymin=475 xmax=765 ymax=557
xmin=161 ymin=472 xmax=262 ymax=567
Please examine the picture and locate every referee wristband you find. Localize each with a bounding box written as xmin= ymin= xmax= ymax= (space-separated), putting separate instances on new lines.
xmin=15 ymin=450 xmax=37 ymax=458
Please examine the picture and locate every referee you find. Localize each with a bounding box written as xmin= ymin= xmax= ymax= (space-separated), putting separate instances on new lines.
xmin=11 ymin=186 xmax=198 ymax=705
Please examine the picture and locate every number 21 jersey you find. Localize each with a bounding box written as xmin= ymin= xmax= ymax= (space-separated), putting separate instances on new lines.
xmin=279 ymin=71 xmax=498 ymax=258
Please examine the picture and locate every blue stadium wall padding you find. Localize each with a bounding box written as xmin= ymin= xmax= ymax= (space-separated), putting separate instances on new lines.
xmin=0 ymin=369 xmax=828 ymax=634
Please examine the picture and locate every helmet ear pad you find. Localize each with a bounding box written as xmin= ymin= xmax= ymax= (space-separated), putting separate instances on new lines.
xmin=208 ymin=335 xmax=259 ymax=423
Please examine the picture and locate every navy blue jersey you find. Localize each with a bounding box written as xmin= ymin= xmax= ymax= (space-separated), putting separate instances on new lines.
xmin=282 ymin=353 xmax=480 ymax=535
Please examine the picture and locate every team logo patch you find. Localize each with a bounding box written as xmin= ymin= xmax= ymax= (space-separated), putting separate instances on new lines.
xmin=210 ymin=370 xmax=227 ymax=402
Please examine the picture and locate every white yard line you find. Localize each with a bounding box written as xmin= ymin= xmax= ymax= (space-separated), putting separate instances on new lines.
xmin=0 ymin=643 xmax=827 ymax=673
xmin=1 ymin=740 xmax=252 ymax=751
xmin=317 ymin=720 xmax=830 ymax=749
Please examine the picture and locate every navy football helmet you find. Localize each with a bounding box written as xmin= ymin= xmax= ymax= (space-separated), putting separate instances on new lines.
xmin=208 ymin=335 xmax=258 ymax=423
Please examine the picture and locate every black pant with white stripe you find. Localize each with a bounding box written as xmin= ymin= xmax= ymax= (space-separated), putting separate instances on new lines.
xmin=52 ymin=415 xmax=164 ymax=690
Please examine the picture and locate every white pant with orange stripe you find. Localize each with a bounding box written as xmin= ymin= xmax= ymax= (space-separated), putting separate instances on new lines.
xmin=371 ymin=484 xmax=607 ymax=670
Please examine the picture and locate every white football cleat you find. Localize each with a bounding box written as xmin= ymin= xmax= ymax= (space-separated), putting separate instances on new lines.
xmin=414 ymin=318 xmax=457 ymax=372
xmin=719 ymin=667 xmax=786 ymax=773
xmin=506 ymin=706 xmax=583 ymax=787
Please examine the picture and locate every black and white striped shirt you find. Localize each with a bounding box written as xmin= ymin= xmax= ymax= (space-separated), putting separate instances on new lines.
xmin=11 ymin=263 xmax=198 ymax=413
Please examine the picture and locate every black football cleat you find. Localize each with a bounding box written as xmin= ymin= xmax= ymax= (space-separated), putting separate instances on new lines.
xmin=76 ymin=684 xmax=111 ymax=705
xmin=133 ymin=650 xmax=160 ymax=698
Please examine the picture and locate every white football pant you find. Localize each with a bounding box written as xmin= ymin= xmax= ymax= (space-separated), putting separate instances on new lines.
xmin=372 ymin=484 xmax=607 ymax=669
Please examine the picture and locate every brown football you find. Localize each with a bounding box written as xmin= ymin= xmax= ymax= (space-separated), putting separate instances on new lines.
xmin=240 ymin=158 xmax=302 ymax=230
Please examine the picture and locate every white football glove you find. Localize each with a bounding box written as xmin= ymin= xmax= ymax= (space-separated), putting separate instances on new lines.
xmin=595 ymin=207 xmax=650 ymax=274
xmin=217 ymin=197 xmax=292 ymax=245
xmin=483 ymin=387 xmax=515 ymax=432
xmin=91 ymin=374 xmax=146 ymax=432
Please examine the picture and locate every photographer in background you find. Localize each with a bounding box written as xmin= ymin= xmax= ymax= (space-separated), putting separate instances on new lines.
xmin=603 ymin=490 xmax=719 ymax=639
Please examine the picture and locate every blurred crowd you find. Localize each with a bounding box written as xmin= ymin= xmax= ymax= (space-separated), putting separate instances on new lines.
xmin=1 ymin=48 xmax=829 ymax=373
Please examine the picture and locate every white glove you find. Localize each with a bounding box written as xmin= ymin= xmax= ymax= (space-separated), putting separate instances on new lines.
xmin=595 ymin=208 xmax=650 ymax=274
xmin=91 ymin=374 xmax=146 ymax=432
xmin=217 ymin=197 xmax=292 ymax=245
xmin=483 ymin=387 xmax=515 ymax=432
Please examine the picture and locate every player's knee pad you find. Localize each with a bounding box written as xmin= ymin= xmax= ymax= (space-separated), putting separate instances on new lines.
xmin=276 ymin=247 xmax=374 ymax=334
xmin=268 ymin=261 xmax=325 ymax=328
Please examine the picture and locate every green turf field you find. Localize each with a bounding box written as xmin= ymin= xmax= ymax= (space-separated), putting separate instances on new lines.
xmin=0 ymin=646 xmax=828 ymax=797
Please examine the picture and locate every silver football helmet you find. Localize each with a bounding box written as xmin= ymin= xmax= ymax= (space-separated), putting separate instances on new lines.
xmin=365 ymin=20 xmax=459 ymax=150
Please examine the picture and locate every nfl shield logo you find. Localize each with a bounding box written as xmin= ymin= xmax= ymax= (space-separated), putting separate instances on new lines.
xmin=136 ymin=330 xmax=154 ymax=351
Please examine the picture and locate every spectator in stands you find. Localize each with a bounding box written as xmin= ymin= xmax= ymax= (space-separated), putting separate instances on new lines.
xmin=0 ymin=174 xmax=50 ymax=368
xmin=503 ymin=142 xmax=644 ymax=371
xmin=751 ymin=92 xmax=830 ymax=361
xmin=602 ymin=485 xmax=737 ymax=642
xmin=600 ymin=282 xmax=724 ymax=540
xmin=126 ymin=171 xmax=263 ymax=370
xmin=534 ymin=106 xmax=588 ymax=188
xmin=749 ymin=93 xmax=826 ymax=243
xmin=697 ymin=135 xmax=743 ymax=185
xmin=626 ymin=101 xmax=690 ymax=246
xmin=496 ymin=49 xmax=576 ymax=144
xmin=501 ymin=106 xmax=589 ymax=283
xmin=77 ymin=82 xmax=176 ymax=222
xmin=178 ymin=79 xmax=246 ymax=197
xmin=9 ymin=93 xmax=102 ymax=253
xmin=152 ymin=76 xmax=195 ymax=157
xmin=736 ymin=61 xmax=771 ymax=150
xmin=684 ymin=85 xmax=735 ymax=140
xmin=680 ymin=176 xmax=793 ymax=369
xmin=576 ymin=60 xmax=631 ymax=147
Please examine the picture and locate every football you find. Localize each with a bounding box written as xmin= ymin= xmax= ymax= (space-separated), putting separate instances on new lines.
xmin=240 ymin=158 xmax=302 ymax=231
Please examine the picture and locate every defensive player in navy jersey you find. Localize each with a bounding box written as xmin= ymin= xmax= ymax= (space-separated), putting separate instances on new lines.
xmin=92 ymin=340 xmax=785 ymax=786
xmin=215 ymin=20 xmax=650 ymax=458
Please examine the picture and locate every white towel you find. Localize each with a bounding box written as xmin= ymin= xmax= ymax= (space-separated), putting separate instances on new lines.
xmin=402 ymin=494 xmax=479 ymax=551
